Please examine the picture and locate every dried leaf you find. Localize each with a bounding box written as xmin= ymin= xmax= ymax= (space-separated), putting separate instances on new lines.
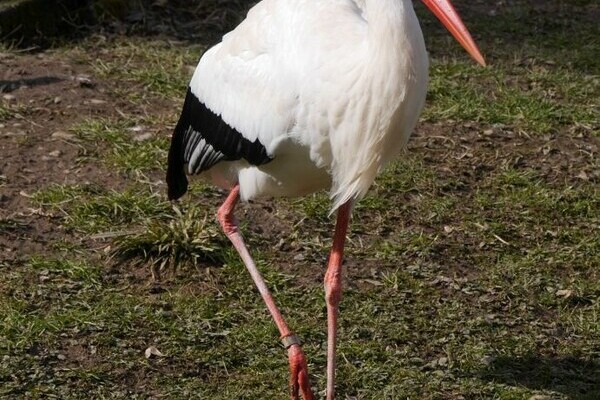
xmin=555 ymin=289 xmax=573 ymax=298
xmin=145 ymin=346 xmax=164 ymax=359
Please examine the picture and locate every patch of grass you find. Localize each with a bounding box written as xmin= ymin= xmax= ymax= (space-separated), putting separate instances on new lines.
xmin=32 ymin=183 xmax=171 ymax=233
xmin=89 ymin=39 xmax=199 ymax=99
xmin=0 ymin=104 xmax=12 ymax=122
xmin=416 ymin=0 xmax=600 ymax=135
xmin=0 ymin=217 xmax=28 ymax=233
xmin=474 ymin=168 xmax=600 ymax=233
xmin=71 ymin=117 xmax=169 ymax=173
xmin=424 ymin=62 xmax=599 ymax=134
xmin=1 ymin=258 xmax=102 ymax=352
xmin=111 ymin=204 xmax=227 ymax=276
xmin=0 ymin=101 xmax=28 ymax=123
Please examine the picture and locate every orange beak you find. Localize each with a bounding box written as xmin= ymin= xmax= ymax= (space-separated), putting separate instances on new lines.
xmin=421 ymin=0 xmax=486 ymax=66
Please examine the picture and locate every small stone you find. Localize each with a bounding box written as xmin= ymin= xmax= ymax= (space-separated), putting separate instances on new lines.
xmin=577 ymin=171 xmax=589 ymax=181
xmin=53 ymin=96 xmax=62 ymax=104
xmin=481 ymin=355 xmax=494 ymax=366
xmin=133 ymin=132 xmax=153 ymax=142
xmin=89 ymin=99 xmax=106 ymax=105
xmin=293 ymin=254 xmax=305 ymax=261
xmin=129 ymin=125 xmax=144 ymax=132
xmin=56 ymin=354 xmax=66 ymax=361
xmin=76 ymin=75 xmax=95 ymax=88
xmin=48 ymin=150 xmax=62 ymax=157
xmin=3 ymin=94 xmax=16 ymax=102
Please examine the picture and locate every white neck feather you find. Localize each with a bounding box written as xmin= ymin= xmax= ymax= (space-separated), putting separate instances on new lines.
xmin=363 ymin=0 xmax=415 ymax=44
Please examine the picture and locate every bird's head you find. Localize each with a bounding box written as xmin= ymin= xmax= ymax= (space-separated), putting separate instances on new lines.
xmin=421 ymin=0 xmax=486 ymax=66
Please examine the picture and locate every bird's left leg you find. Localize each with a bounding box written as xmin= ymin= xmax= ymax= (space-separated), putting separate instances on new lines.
xmin=217 ymin=185 xmax=315 ymax=400
xmin=324 ymin=201 xmax=352 ymax=400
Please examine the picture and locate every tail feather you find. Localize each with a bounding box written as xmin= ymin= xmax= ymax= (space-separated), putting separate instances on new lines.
xmin=166 ymin=116 xmax=189 ymax=200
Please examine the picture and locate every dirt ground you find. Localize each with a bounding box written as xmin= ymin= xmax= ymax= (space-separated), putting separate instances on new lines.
xmin=1 ymin=52 xmax=109 ymax=253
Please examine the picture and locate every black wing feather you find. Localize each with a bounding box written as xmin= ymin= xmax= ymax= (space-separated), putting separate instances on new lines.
xmin=166 ymin=88 xmax=273 ymax=200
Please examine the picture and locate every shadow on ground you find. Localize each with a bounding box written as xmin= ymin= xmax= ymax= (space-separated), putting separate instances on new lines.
xmin=3 ymin=0 xmax=599 ymax=73
xmin=479 ymin=355 xmax=600 ymax=400
xmin=0 ymin=77 xmax=63 ymax=93
xmin=140 ymin=0 xmax=600 ymax=73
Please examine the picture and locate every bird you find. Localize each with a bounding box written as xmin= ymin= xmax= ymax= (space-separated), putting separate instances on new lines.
xmin=166 ymin=0 xmax=485 ymax=399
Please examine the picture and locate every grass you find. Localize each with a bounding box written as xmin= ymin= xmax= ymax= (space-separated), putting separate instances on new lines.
xmin=111 ymin=204 xmax=227 ymax=276
xmin=32 ymin=183 xmax=171 ymax=233
xmin=0 ymin=102 xmax=27 ymax=124
xmin=0 ymin=104 xmax=11 ymax=122
xmin=418 ymin=0 xmax=599 ymax=135
xmin=424 ymin=62 xmax=599 ymax=134
xmin=71 ymin=118 xmax=170 ymax=173
xmin=86 ymin=39 xmax=200 ymax=100
xmin=1 ymin=0 xmax=599 ymax=399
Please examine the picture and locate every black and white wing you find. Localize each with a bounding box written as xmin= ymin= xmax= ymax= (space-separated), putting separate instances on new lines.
xmin=166 ymin=0 xmax=304 ymax=200
xmin=166 ymin=87 xmax=273 ymax=200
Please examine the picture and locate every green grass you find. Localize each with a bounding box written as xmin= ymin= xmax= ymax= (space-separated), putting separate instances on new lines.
xmin=32 ymin=183 xmax=171 ymax=233
xmin=88 ymin=39 xmax=200 ymax=100
xmin=0 ymin=104 xmax=11 ymax=122
xmin=418 ymin=0 xmax=599 ymax=135
xmin=111 ymin=204 xmax=227 ymax=276
xmin=0 ymin=102 xmax=27 ymax=123
xmin=1 ymin=1 xmax=599 ymax=399
xmin=71 ymin=118 xmax=169 ymax=173
xmin=424 ymin=62 xmax=599 ymax=134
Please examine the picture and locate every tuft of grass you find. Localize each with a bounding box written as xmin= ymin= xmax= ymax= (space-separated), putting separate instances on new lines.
xmin=0 ymin=102 xmax=28 ymax=123
xmin=111 ymin=204 xmax=227 ymax=276
xmin=0 ymin=104 xmax=12 ymax=122
xmin=32 ymin=183 xmax=171 ymax=233
xmin=71 ymin=118 xmax=169 ymax=173
xmin=89 ymin=39 xmax=199 ymax=99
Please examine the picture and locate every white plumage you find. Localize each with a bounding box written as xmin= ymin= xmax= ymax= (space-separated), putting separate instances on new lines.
xmin=166 ymin=1 xmax=484 ymax=399
xmin=187 ymin=0 xmax=428 ymax=210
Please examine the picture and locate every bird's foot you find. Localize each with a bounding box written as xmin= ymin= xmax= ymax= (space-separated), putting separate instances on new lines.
xmin=287 ymin=343 xmax=314 ymax=400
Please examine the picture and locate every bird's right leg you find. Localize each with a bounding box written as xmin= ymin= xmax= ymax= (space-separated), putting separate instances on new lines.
xmin=217 ymin=184 xmax=315 ymax=400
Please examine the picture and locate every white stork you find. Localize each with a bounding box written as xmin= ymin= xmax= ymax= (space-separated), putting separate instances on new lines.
xmin=166 ymin=0 xmax=485 ymax=398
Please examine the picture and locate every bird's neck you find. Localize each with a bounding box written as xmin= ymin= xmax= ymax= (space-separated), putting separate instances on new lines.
xmin=363 ymin=0 xmax=420 ymax=50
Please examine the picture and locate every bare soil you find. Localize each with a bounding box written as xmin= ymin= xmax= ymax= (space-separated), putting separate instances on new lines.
xmin=1 ymin=52 xmax=115 ymax=258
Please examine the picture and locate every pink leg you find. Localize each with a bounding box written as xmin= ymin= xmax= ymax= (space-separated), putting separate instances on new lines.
xmin=324 ymin=201 xmax=352 ymax=400
xmin=217 ymin=185 xmax=315 ymax=400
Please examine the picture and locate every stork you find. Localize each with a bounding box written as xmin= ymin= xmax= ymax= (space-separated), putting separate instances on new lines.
xmin=166 ymin=0 xmax=485 ymax=398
